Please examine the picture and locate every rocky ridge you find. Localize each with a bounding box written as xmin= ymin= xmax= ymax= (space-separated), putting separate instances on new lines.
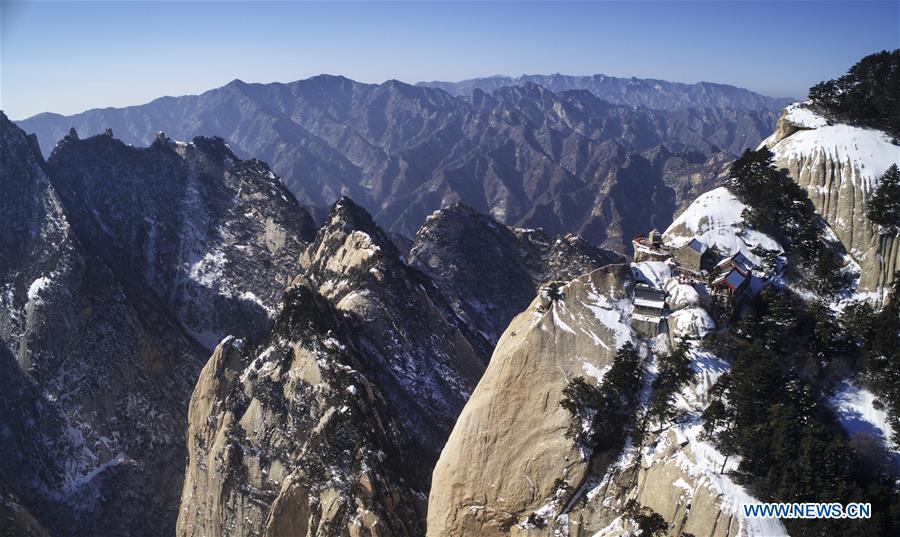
xmin=418 ymin=73 xmax=794 ymax=112
xmin=176 ymin=193 xmax=621 ymax=535
xmin=46 ymin=129 xmax=317 ymax=347
xmin=0 ymin=113 xmax=206 ymax=536
xmin=176 ymin=283 xmax=428 ymax=537
xmin=0 ymin=115 xmax=320 ymax=536
xmin=409 ymin=202 xmax=622 ymax=344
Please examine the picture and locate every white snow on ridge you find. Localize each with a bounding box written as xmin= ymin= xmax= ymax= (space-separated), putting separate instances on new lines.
xmin=639 ymin=347 xmax=789 ymax=537
xmin=769 ymin=103 xmax=900 ymax=188
xmin=552 ymin=306 xmax=576 ymax=335
xmin=188 ymin=250 xmax=226 ymax=287
xmin=581 ymin=292 xmax=632 ymax=349
xmin=783 ymin=102 xmax=828 ymax=129
xmin=663 ymin=187 xmax=783 ymax=269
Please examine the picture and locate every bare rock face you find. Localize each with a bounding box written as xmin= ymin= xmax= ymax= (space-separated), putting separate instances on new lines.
xmin=176 ymin=197 xmax=629 ymax=535
xmin=762 ymin=103 xmax=900 ymax=300
xmin=1 ymin=115 xmax=323 ymax=536
xmin=0 ymin=479 xmax=50 ymax=537
xmin=427 ymin=264 xmax=636 ymax=536
xmin=177 ymin=283 xmax=427 ymax=537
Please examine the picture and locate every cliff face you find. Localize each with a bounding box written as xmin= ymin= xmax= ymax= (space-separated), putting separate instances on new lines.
xmin=1 ymin=116 xmax=326 ymax=535
xmin=299 ymin=198 xmax=488 ymax=455
xmin=176 ymin=196 xmax=621 ymax=535
xmin=427 ymin=264 xmax=637 ymax=536
xmin=762 ymin=103 xmax=900 ymax=300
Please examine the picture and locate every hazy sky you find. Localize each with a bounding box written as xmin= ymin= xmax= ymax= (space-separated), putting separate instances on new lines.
xmin=2 ymin=1 xmax=898 ymax=119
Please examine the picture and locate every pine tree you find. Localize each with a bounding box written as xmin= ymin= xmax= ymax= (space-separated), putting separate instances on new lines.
xmin=648 ymin=344 xmax=694 ymax=426
xmin=560 ymin=342 xmax=643 ymax=454
xmin=808 ymin=49 xmax=900 ymax=137
xmin=867 ymin=164 xmax=900 ymax=233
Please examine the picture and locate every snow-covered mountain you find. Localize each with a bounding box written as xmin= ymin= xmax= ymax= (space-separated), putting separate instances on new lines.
xmin=426 ymin=62 xmax=900 ymax=536
xmin=46 ymin=129 xmax=317 ymax=348
xmin=762 ymin=102 xmax=900 ymax=301
xmin=4 ymin=52 xmax=898 ymax=537
xmin=3 ymin=108 xmax=624 ymax=534
xmin=1 ymin=117 xmax=316 ymax=536
xmin=174 ymin=195 xmax=621 ymax=534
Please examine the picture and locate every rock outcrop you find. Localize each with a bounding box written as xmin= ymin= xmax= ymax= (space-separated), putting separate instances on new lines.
xmin=1 ymin=116 xmax=322 ymax=536
xmin=762 ymin=103 xmax=900 ymax=301
xmin=176 ymin=283 xmax=428 ymax=537
xmin=0 ymin=113 xmax=205 ymax=536
xmin=46 ymin=131 xmax=317 ymax=347
xmin=177 ymin=195 xmax=628 ymax=534
xmin=427 ymin=264 xmax=637 ymax=535
xmin=300 ymin=197 xmax=488 ymax=455
xmin=409 ymin=202 xmax=620 ymax=344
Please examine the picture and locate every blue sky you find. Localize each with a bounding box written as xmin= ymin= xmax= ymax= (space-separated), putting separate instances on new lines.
xmin=1 ymin=1 xmax=898 ymax=119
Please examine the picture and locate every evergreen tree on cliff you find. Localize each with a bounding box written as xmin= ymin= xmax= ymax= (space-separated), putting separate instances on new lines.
xmin=867 ymin=164 xmax=900 ymax=233
xmin=808 ymin=49 xmax=900 ymax=137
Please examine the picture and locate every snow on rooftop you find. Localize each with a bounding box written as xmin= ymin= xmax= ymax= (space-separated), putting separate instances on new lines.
xmin=768 ymin=103 xmax=900 ymax=189
xmin=633 ymin=297 xmax=665 ymax=310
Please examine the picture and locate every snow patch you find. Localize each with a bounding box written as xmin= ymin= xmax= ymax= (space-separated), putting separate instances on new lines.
xmin=668 ymin=307 xmax=716 ymax=341
xmin=829 ymin=381 xmax=898 ymax=453
xmin=27 ymin=276 xmax=53 ymax=306
xmin=631 ymin=261 xmax=671 ymax=288
xmin=188 ymin=250 xmax=227 ymax=287
xmin=582 ymin=362 xmax=611 ymax=384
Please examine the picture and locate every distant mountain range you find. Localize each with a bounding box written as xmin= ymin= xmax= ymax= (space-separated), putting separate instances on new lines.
xmin=16 ymin=74 xmax=786 ymax=254
xmin=417 ymin=73 xmax=795 ymax=111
